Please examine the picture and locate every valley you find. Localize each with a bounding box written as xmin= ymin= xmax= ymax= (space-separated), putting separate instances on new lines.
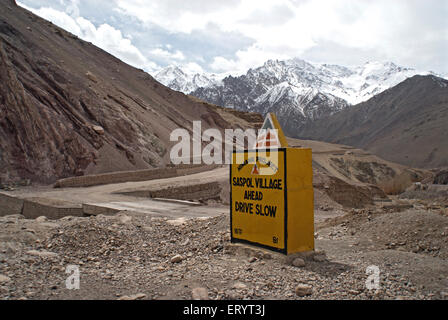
xmin=0 ymin=0 xmax=447 ymax=302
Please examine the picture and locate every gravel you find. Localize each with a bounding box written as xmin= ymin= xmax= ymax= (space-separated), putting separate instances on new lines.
xmin=0 ymin=207 xmax=447 ymax=300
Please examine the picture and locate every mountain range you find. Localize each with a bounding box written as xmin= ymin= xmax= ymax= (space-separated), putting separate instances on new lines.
xmin=296 ymin=75 xmax=448 ymax=169
xmin=155 ymin=59 xmax=447 ymax=169
xmin=154 ymin=65 xmax=222 ymax=94
xmin=155 ymin=59 xmax=440 ymax=136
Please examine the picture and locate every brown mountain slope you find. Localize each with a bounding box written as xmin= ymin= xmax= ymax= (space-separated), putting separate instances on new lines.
xmin=295 ymin=75 xmax=448 ymax=169
xmin=0 ymin=1 xmax=261 ymax=184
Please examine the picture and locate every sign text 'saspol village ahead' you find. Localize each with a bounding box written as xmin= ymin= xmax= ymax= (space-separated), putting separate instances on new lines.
xmin=230 ymin=113 xmax=314 ymax=254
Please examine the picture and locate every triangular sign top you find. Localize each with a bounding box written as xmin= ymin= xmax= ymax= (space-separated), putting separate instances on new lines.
xmin=254 ymin=113 xmax=288 ymax=149
xmin=251 ymin=163 xmax=260 ymax=175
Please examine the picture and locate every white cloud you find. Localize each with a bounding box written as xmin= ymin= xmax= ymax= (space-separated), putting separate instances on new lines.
xmin=210 ymin=57 xmax=236 ymax=74
xmin=18 ymin=0 xmax=448 ymax=75
xmin=18 ymin=2 xmax=159 ymax=72
xmin=114 ymin=0 xmax=242 ymax=33
xmin=115 ymin=0 xmax=448 ymax=74
xmin=183 ymin=62 xmax=204 ymax=75
xmin=149 ymin=48 xmax=186 ymax=62
xmin=210 ymin=45 xmax=291 ymax=75
xmin=65 ymin=0 xmax=80 ymax=17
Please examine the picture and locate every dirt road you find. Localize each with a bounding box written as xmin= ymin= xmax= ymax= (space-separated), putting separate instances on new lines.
xmin=9 ymin=167 xmax=228 ymax=205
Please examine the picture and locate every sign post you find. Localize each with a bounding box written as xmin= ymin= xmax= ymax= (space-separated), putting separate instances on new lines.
xmin=230 ymin=113 xmax=314 ymax=254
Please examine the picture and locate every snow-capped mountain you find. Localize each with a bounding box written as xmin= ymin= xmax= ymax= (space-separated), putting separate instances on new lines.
xmin=154 ymin=65 xmax=221 ymax=93
xmin=154 ymin=59 xmax=439 ymax=136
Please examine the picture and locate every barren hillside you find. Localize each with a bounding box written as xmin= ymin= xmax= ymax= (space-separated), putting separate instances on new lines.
xmin=0 ymin=1 xmax=261 ymax=185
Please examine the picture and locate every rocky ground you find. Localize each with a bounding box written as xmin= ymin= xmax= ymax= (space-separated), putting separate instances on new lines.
xmin=1 ymin=203 xmax=447 ymax=300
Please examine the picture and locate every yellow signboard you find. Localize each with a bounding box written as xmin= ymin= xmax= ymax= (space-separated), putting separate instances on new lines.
xmin=231 ymin=148 xmax=314 ymax=254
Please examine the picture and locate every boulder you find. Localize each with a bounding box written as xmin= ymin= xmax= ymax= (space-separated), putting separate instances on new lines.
xmin=295 ymin=284 xmax=312 ymax=297
xmin=292 ymin=258 xmax=306 ymax=267
xmin=170 ymin=254 xmax=183 ymax=263
xmin=192 ymin=287 xmax=209 ymax=300
xmin=92 ymin=125 xmax=105 ymax=135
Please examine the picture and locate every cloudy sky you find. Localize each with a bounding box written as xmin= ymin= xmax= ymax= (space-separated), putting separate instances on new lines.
xmin=17 ymin=0 xmax=448 ymax=76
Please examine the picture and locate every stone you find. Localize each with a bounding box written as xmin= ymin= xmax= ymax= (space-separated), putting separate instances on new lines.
xmin=295 ymin=284 xmax=312 ymax=297
xmin=292 ymin=258 xmax=306 ymax=267
xmin=35 ymin=216 xmax=48 ymax=222
xmin=192 ymin=287 xmax=209 ymax=300
xmin=166 ymin=217 xmax=187 ymax=226
xmin=117 ymin=293 xmax=146 ymax=300
xmin=248 ymin=257 xmax=257 ymax=263
xmin=232 ymin=282 xmax=247 ymax=290
xmin=26 ymin=250 xmax=59 ymax=258
xmin=92 ymin=125 xmax=104 ymax=135
xmin=85 ymin=71 xmax=98 ymax=83
xmin=170 ymin=254 xmax=183 ymax=263
xmin=0 ymin=274 xmax=11 ymax=283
